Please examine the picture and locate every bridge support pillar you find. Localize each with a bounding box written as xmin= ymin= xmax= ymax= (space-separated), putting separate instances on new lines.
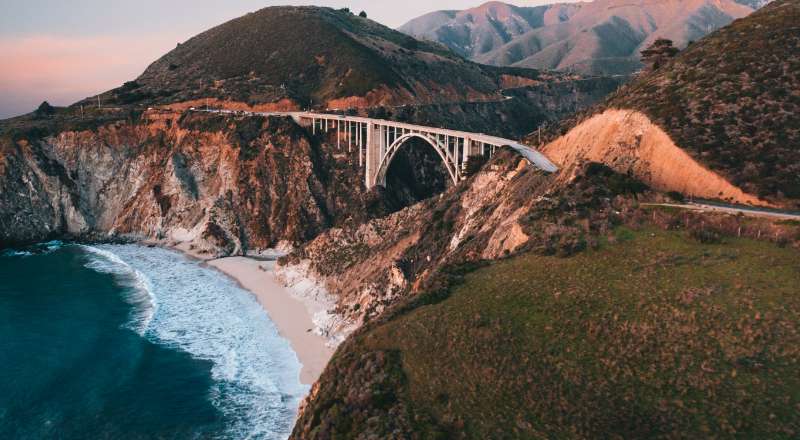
xmin=462 ymin=137 xmax=471 ymax=175
xmin=365 ymin=123 xmax=381 ymax=189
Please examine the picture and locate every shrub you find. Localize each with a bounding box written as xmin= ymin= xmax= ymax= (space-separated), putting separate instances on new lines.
xmin=35 ymin=101 xmax=55 ymax=116
xmin=689 ymin=223 xmax=724 ymax=244
xmin=463 ymin=155 xmax=488 ymax=177
xmin=666 ymin=191 xmax=685 ymax=202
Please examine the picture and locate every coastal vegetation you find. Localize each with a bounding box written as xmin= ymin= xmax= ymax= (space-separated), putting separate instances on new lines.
xmin=295 ymin=227 xmax=800 ymax=438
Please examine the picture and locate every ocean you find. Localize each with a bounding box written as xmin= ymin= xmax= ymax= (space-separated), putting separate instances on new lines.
xmin=0 ymin=242 xmax=306 ymax=439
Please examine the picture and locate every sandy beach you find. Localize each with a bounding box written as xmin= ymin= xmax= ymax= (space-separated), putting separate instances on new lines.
xmin=205 ymin=257 xmax=334 ymax=385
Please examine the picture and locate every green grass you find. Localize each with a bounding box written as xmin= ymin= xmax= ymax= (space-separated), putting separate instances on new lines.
xmin=357 ymin=229 xmax=800 ymax=438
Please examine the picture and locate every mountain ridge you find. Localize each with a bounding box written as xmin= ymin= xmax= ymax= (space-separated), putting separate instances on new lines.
xmin=400 ymin=0 xmax=756 ymax=75
xmin=91 ymin=6 xmax=553 ymax=112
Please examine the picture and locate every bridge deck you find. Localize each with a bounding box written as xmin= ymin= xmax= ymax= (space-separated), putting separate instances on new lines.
xmin=200 ymin=109 xmax=559 ymax=174
xmin=274 ymin=111 xmax=559 ymax=174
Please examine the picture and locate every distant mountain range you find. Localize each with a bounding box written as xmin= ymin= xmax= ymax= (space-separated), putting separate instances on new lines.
xmin=400 ymin=0 xmax=765 ymax=75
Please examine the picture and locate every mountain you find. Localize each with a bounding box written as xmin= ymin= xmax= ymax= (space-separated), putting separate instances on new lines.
xmin=734 ymin=0 xmax=774 ymax=7
xmin=400 ymin=0 xmax=755 ymax=75
xmin=398 ymin=1 xmax=581 ymax=60
xmin=540 ymin=0 xmax=800 ymax=207
xmin=97 ymin=6 xmax=549 ymax=112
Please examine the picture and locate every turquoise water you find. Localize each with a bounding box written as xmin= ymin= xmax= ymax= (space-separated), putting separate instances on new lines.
xmin=0 ymin=243 xmax=305 ymax=439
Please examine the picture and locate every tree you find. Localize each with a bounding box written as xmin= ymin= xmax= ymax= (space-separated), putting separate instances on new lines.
xmin=640 ymin=38 xmax=679 ymax=71
xmin=359 ymin=10 xmax=367 ymax=18
xmin=35 ymin=101 xmax=55 ymax=116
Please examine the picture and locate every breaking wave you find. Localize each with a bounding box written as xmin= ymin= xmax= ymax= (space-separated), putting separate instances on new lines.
xmin=82 ymin=245 xmax=156 ymax=335
xmin=2 ymin=241 xmax=64 ymax=258
xmin=82 ymin=244 xmax=306 ymax=439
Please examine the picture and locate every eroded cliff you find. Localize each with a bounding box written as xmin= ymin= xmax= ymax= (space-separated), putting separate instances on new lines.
xmin=0 ymin=110 xmax=387 ymax=254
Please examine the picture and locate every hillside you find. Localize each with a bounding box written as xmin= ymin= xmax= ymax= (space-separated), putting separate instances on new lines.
xmin=296 ymin=228 xmax=800 ymax=438
xmin=401 ymin=0 xmax=754 ymax=75
xmin=399 ymin=2 xmax=581 ymax=60
xmin=90 ymin=6 xmax=547 ymax=112
xmin=541 ymin=0 xmax=800 ymax=207
xmin=287 ymin=149 xmax=800 ymax=438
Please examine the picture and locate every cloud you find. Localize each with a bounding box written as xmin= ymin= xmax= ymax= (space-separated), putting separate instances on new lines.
xmin=0 ymin=34 xmax=181 ymax=118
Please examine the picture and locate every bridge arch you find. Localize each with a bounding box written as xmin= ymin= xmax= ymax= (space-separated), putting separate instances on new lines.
xmin=373 ymin=132 xmax=459 ymax=188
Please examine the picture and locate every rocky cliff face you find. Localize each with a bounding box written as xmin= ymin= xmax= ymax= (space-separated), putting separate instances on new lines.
xmin=0 ymin=110 xmax=388 ymax=254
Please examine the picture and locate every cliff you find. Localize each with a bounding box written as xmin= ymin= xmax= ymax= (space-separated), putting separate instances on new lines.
xmin=277 ymin=152 xmax=649 ymax=344
xmin=0 ymin=110 xmax=387 ymax=253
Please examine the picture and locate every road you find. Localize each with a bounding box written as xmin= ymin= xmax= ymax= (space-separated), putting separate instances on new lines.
xmin=642 ymin=202 xmax=800 ymax=221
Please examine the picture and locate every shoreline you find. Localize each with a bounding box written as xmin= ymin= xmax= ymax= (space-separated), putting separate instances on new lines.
xmin=170 ymin=243 xmax=334 ymax=386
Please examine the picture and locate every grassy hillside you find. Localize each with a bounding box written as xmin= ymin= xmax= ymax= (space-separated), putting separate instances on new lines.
xmin=100 ymin=6 xmax=540 ymax=110
xmin=606 ymin=0 xmax=800 ymax=204
xmin=295 ymin=227 xmax=800 ymax=438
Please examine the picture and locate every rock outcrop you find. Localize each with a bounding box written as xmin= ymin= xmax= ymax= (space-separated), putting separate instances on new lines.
xmin=0 ymin=110 xmax=383 ymax=254
xmin=277 ymin=151 xmax=646 ymax=343
xmin=542 ymin=109 xmax=766 ymax=206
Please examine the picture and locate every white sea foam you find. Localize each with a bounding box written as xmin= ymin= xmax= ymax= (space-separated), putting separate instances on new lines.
xmin=275 ymin=261 xmax=352 ymax=348
xmin=81 ymin=246 xmax=156 ymax=335
xmin=40 ymin=240 xmax=63 ymax=252
xmin=1 ymin=250 xmax=34 ymax=257
xmin=2 ymin=241 xmax=64 ymax=258
xmin=82 ymin=244 xmax=306 ymax=439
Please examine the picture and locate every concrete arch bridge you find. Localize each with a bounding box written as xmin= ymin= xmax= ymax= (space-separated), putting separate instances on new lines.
xmin=218 ymin=110 xmax=559 ymax=188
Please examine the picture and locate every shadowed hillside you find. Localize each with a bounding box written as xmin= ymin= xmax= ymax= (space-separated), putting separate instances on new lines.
xmin=91 ymin=6 xmax=547 ymax=111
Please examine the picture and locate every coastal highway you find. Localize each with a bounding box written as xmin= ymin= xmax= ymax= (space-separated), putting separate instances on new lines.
xmin=642 ymin=202 xmax=800 ymax=221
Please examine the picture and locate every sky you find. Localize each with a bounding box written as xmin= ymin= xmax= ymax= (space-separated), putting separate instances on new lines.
xmin=0 ymin=0 xmax=562 ymax=119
